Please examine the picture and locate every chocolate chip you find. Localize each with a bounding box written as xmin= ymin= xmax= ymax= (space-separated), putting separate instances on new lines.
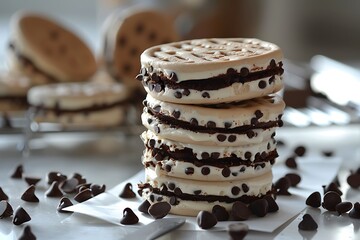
xmin=119 ymin=183 xmax=136 ymax=198
xmin=212 ymin=205 xmax=229 ymax=221
xmin=135 ymin=74 xmax=143 ymax=81
xmin=222 ymin=167 xmax=231 ymax=177
xmin=201 ymin=167 xmax=210 ymax=175
xmin=285 ymin=156 xmax=297 ymax=169
xmin=138 ymin=200 xmax=151 ymax=213
xmin=231 ymin=201 xmax=251 ymax=221
xmin=168 ymin=183 xmax=175 ymax=190
xmin=211 ymin=152 xmax=220 ymax=159
xmin=246 ymin=131 xmax=255 ymax=139
xmin=240 ymin=67 xmax=249 ymax=77
xmin=10 ymin=164 xmax=23 ymax=179
xmin=323 ymin=182 xmax=343 ymax=196
xmin=190 ymin=118 xmax=198 ymax=126
xmin=349 ymin=202 xmax=360 ymax=219
xmin=294 ymin=145 xmax=306 ymax=157
xmin=165 ymin=165 xmax=172 ymax=172
xmin=241 ymin=184 xmax=249 ymax=193
xmin=224 ymin=122 xmax=232 ymax=129
xmin=269 ymin=59 xmax=277 ymax=68
xmin=148 ymin=202 xmax=171 ymax=219
xmin=45 ymin=181 xmax=64 ymax=197
xmin=24 ymin=177 xmax=41 ymax=186
xmin=194 ymin=190 xmax=201 ymax=195
xmin=258 ymin=80 xmax=267 ymax=89
xmin=227 ymin=68 xmax=237 ymax=75
xmin=21 ymin=185 xmax=39 ymax=203
xmin=264 ymin=195 xmax=279 ymax=212
xmin=202 ymin=92 xmax=210 ymax=98
xmin=217 ymin=134 xmax=226 ymax=142
xmin=336 ymin=202 xmax=353 ymax=215
xmin=275 ymin=177 xmax=291 ymax=195
xmin=268 ymin=76 xmax=275 ymax=84
xmin=0 ymin=187 xmax=9 ymax=201
xmin=231 ymin=186 xmax=241 ymax=196
xmin=160 ymin=184 xmax=167 ymax=192
xmin=228 ymin=223 xmax=249 ymax=240
xmin=91 ymin=184 xmax=106 ymax=196
xmin=74 ymin=189 xmax=93 ymax=203
xmin=47 ymin=171 xmax=67 ymax=185
xmin=182 ymin=89 xmax=190 ymax=96
xmin=174 ymin=187 xmax=182 ymax=195
xmin=13 ymin=206 xmax=31 ymax=225
xmin=347 ymin=173 xmax=360 ymax=188
xmin=169 ymin=196 xmax=178 ymax=206
xmin=244 ymin=152 xmax=252 ymax=160
xmin=169 ymin=72 xmax=178 ymax=82
xmin=250 ymin=117 xmax=258 ymax=125
xmin=172 ymin=110 xmax=181 ymax=119
xmin=228 ymin=135 xmax=237 ymax=142
xmin=185 ymin=167 xmax=194 ymax=175
xmin=322 ymin=191 xmax=341 ymax=211
xmin=249 ymin=199 xmax=269 ymax=217
xmin=201 ymin=152 xmax=210 ymax=159
xmin=0 ymin=200 xmax=13 ymax=218
xmin=306 ymin=191 xmax=321 ymax=208
xmin=232 ymin=172 xmax=238 ymax=177
xmin=57 ymin=197 xmax=74 ymax=213
xmin=121 ymin=208 xmax=139 ymax=225
xmin=285 ymin=173 xmax=301 ymax=187
xmin=197 ymin=210 xmax=217 ymax=229
xmin=298 ymin=214 xmax=318 ymax=231
xmin=322 ymin=151 xmax=334 ymax=157
xmin=174 ymin=91 xmax=182 ymax=98
xmin=60 ymin=178 xmax=79 ymax=194
xmin=18 ymin=225 xmax=36 ymax=240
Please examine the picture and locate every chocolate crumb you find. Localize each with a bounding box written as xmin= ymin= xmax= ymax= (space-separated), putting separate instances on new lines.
xmin=120 ymin=208 xmax=139 ymax=225
xmin=197 ymin=210 xmax=217 ymax=229
xmin=228 ymin=223 xmax=249 ymax=240
xmin=74 ymin=189 xmax=93 ymax=203
xmin=336 ymin=202 xmax=353 ymax=215
xmin=45 ymin=181 xmax=64 ymax=197
xmin=148 ymin=201 xmax=171 ymax=219
xmin=21 ymin=185 xmax=39 ymax=203
xmin=138 ymin=200 xmax=150 ymax=214
xmin=0 ymin=200 xmax=13 ymax=218
xmin=0 ymin=187 xmax=9 ymax=201
xmin=10 ymin=164 xmax=23 ymax=179
xmin=119 ymin=183 xmax=136 ymax=198
xmin=322 ymin=191 xmax=341 ymax=211
xmin=57 ymin=197 xmax=73 ymax=213
xmin=306 ymin=191 xmax=321 ymax=208
xmin=231 ymin=201 xmax=251 ymax=221
xmin=18 ymin=225 xmax=36 ymax=240
xmin=13 ymin=206 xmax=31 ymax=225
xmin=298 ymin=214 xmax=318 ymax=231
xmin=212 ymin=205 xmax=229 ymax=221
xmin=249 ymin=199 xmax=269 ymax=217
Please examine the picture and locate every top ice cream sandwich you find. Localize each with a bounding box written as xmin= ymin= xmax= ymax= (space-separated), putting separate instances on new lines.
xmin=138 ymin=38 xmax=284 ymax=104
xmin=8 ymin=12 xmax=97 ymax=85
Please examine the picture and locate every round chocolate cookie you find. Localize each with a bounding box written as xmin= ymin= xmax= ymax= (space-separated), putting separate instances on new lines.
xmin=8 ymin=11 xmax=97 ymax=85
xmin=139 ymin=38 xmax=284 ymax=104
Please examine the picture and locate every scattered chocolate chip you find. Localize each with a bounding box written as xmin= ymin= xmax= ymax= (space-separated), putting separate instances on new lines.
xmin=71 ymin=173 xmax=86 ymax=185
xmin=241 ymin=184 xmax=249 ymax=193
xmin=249 ymin=199 xmax=269 ymax=217
xmin=74 ymin=189 xmax=93 ymax=203
xmin=275 ymin=177 xmax=291 ymax=195
xmin=228 ymin=223 xmax=249 ymax=240
xmin=231 ymin=201 xmax=251 ymax=221
xmin=185 ymin=167 xmax=194 ymax=175
xmin=231 ymin=186 xmax=241 ymax=196
xmin=18 ymin=225 xmax=36 ymax=240
xmin=91 ymin=184 xmax=106 ymax=196
xmin=138 ymin=200 xmax=150 ymax=214
xmin=336 ymin=202 xmax=353 ymax=215
xmin=0 ymin=187 xmax=9 ymax=201
xmin=121 ymin=208 xmax=139 ymax=225
xmin=285 ymin=156 xmax=297 ymax=169
xmin=347 ymin=173 xmax=360 ymax=188
xmin=13 ymin=206 xmax=31 ymax=225
xmin=306 ymin=192 xmax=321 ymax=208
xmin=322 ymin=151 xmax=334 ymax=157
xmin=217 ymin=134 xmax=227 ymax=142
xmin=21 ymin=185 xmax=39 ymax=203
xmin=47 ymin=171 xmax=67 ymax=185
xmin=298 ymin=214 xmax=318 ymax=231
xmin=190 ymin=118 xmax=198 ymax=126
xmin=212 ymin=205 xmax=229 ymax=221
xmin=60 ymin=178 xmax=79 ymax=194
xmin=57 ymin=197 xmax=73 ymax=213
xmin=258 ymin=80 xmax=267 ymax=89
xmin=172 ymin=110 xmax=181 ymax=119
xmin=285 ymin=173 xmax=301 ymax=187
xmin=294 ymin=146 xmax=306 ymax=157
xmin=148 ymin=201 xmax=171 ymax=219
xmin=197 ymin=210 xmax=217 ymax=229
xmin=323 ymin=182 xmax=343 ymax=196
xmin=240 ymin=67 xmax=249 ymax=77
xmin=0 ymin=200 xmax=13 ymax=218
xmin=45 ymin=181 xmax=64 ymax=197
xmin=10 ymin=164 xmax=23 ymax=179
xmin=201 ymin=167 xmax=210 ymax=175
xmin=24 ymin=177 xmax=41 ymax=186
xmin=174 ymin=91 xmax=182 ymax=99
xmin=322 ymin=191 xmax=341 ymax=211
xmin=349 ymin=202 xmax=360 ymax=219
xmin=264 ymin=196 xmax=279 ymax=212
xmin=119 ymin=183 xmax=136 ymax=198
xmin=202 ymin=92 xmax=210 ymax=98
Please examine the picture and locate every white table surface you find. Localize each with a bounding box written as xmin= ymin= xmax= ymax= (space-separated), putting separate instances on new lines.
xmin=0 ymin=125 xmax=360 ymax=240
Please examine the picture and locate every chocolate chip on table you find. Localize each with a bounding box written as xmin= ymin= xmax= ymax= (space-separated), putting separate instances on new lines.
xmin=21 ymin=185 xmax=39 ymax=203
xmin=294 ymin=145 xmax=306 ymax=157
xmin=323 ymin=182 xmax=343 ymax=196
xmin=13 ymin=206 xmax=31 ymax=225
xmin=285 ymin=173 xmax=301 ymax=187
xmin=120 ymin=208 xmax=139 ymax=225
xmin=0 ymin=200 xmax=13 ymax=218
xmin=322 ymin=151 xmax=334 ymax=157
xmin=47 ymin=171 xmax=67 ymax=184
xmin=249 ymin=199 xmax=269 ymax=217
xmin=347 ymin=173 xmax=360 ymax=188
xmin=57 ymin=197 xmax=74 ymax=213
xmin=231 ymin=201 xmax=251 ymax=221
xmin=285 ymin=156 xmax=297 ymax=169
xmin=197 ymin=210 xmax=217 ymax=229
xmin=24 ymin=177 xmax=41 ymax=186
xmin=71 ymin=173 xmax=86 ymax=185
xmin=10 ymin=164 xmax=23 ymax=179
xmin=45 ymin=181 xmax=64 ymax=197
xmin=74 ymin=189 xmax=93 ymax=203
xmin=60 ymin=178 xmax=79 ymax=194
xmin=212 ymin=205 xmax=229 ymax=221
xmin=91 ymin=184 xmax=106 ymax=196
xmin=275 ymin=177 xmax=291 ymax=195
xmin=298 ymin=214 xmax=318 ymax=231
xmin=18 ymin=225 xmax=36 ymax=240
xmin=228 ymin=223 xmax=249 ymax=240
xmin=119 ymin=183 xmax=136 ymax=198
xmin=322 ymin=191 xmax=341 ymax=211
xmin=306 ymin=191 xmax=321 ymax=208
xmin=148 ymin=201 xmax=171 ymax=219
xmin=349 ymin=202 xmax=360 ymax=219
xmin=0 ymin=187 xmax=9 ymax=200
xmin=264 ymin=196 xmax=279 ymax=212
xmin=138 ymin=200 xmax=151 ymax=214
xmin=336 ymin=202 xmax=353 ymax=215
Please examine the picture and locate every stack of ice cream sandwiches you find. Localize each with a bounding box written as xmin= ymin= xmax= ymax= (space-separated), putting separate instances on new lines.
xmin=137 ymin=38 xmax=285 ymax=216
